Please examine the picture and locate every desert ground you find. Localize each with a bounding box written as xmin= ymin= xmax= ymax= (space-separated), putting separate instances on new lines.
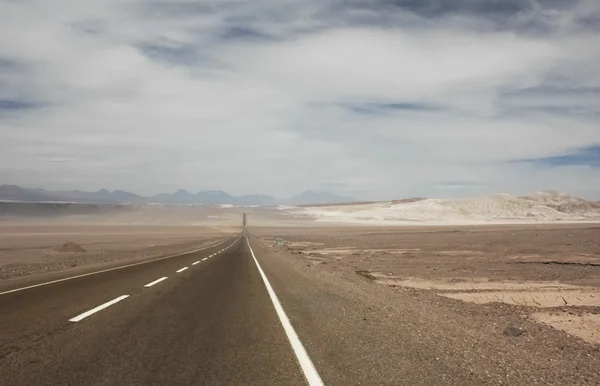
xmin=0 ymin=225 xmax=238 ymax=281
xmin=2 ymin=197 xmax=600 ymax=384
xmin=253 ymin=224 xmax=600 ymax=348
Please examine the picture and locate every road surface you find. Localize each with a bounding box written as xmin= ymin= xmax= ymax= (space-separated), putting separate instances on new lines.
xmin=3 ymin=231 xmax=594 ymax=386
xmin=0 ymin=234 xmax=316 ymax=385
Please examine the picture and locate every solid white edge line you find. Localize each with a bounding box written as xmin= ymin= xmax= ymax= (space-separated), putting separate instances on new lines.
xmin=192 ymin=261 xmax=201 ymax=265
xmin=0 ymin=236 xmax=237 ymax=296
xmin=176 ymin=267 xmax=188 ymax=273
xmin=246 ymin=238 xmax=324 ymax=386
xmin=69 ymin=295 xmax=129 ymax=322
xmin=144 ymin=276 xmax=168 ymax=287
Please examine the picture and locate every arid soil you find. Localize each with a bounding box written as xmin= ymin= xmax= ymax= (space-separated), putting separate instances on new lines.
xmin=0 ymin=225 xmax=237 ymax=281
xmin=253 ymin=224 xmax=600 ymax=348
xmin=2 ymin=221 xmax=600 ymax=384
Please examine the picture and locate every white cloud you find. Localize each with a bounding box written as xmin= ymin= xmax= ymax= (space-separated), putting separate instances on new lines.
xmin=1 ymin=0 xmax=599 ymax=199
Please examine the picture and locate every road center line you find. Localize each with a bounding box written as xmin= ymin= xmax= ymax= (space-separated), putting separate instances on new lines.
xmin=0 ymin=237 xmax=236 ymax=296
xmin=176 ymin=267 xmax=188 ymax=273
xmin=192 ymin=261 xmax=201 ymax=265
xmin=144 ymin=277 xmax=168 ymax=287
xmin=202 ymin=257 xmax=208 ymax=261
xmin=69 ymin=295 xmax=129 ymax=322
xmin=246 ymin=238 xmax=324 ymax=386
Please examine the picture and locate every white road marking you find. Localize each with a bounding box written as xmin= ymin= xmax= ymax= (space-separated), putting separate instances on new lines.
xmin=176 ymin=267 xmax=188 ymax=273
xmin=0 ymin=237 xmax=235 ymax=296
xmin=144 ymin=277 xmax=168 ymax=287
xmin=202 ymin=257 xmax=208 ymax=261
xmin=192 ymin=261 xmax=201 ymax=265
xmin=246 ymin=238 xmax=324 ymax=386
xmin=69 ymin=295 xmax=129 ymax=322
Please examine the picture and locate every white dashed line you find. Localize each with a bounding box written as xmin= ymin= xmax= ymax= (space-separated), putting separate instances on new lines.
xmin=192 ymin=261 xmax=201 ymax=265
xmin=144 ymin=277 xmax=168 ymax=287
xmin=0 ymin=237 xmax=234 ymax=296
xmin=176 ymin=267 xmax=188 ymax=273
xmin=202 ymin=257 xmax=208 ymax=261
xmin=69 ymin=295 xmax=129 ymax=322
xmin=246 ymin=239 xmax=324 ymax=386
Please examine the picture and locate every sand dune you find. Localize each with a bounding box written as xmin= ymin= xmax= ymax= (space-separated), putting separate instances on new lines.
xmin=297 ymin=192 xmax=600 ymax=225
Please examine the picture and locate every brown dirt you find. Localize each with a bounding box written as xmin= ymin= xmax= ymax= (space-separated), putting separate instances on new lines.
xmin=54 ymin=242 xmax=87 ymax=253
xmin=253 ymin=224 xmax=600 ymax=349
xmin=532 ymin=312 xmax=600 ymax=345
xmin=0 ymin=225 xmax=237 ymax=281
xmin=254 ymin=224 xmax=600 ymax=286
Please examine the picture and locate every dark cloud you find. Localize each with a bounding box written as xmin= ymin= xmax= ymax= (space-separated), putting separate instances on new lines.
xmin=220 ymin=26 xmax=274 ymax=41
xmin=576 ymin=12 xmax=600 ymax=31
xmin=70 ymin=19 xmax=105 ymax=35
xmin=317 ymin=0 xmax=591 ymax=35
xmin=343 ymin=102 xmax=440 ymax=115
xmin=0 ymin=57 xmax=33 ymax=87
xmin=0 ymin=99 xmax=40 ymax=110
xmin=0 ymin=57 xmax=19 ymax=70
xmin=497 ymin=84 xmax=600 ymax=120
xmin=140 ymin=1 xmax=224 ymax=18
xmin=135 ymin=41 xmax=208 ymax=66
xmin=381 ymin=0 xmax=530 ymax=18
xmin=502 ymin=85 xmax=600 ymax=97
xmin=353 ymin=0 xmax=584 ymax=19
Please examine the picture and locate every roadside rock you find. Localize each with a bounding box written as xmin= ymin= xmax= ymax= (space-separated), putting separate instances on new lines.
xmin=503 ymin=325 xmax=525 ymax=337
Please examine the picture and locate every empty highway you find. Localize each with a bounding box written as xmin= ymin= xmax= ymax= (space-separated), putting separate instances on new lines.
xmin=3 ymin=230 xmax=594 ymax=386
xmin=0 ymin=234 xmax=320 ymax=385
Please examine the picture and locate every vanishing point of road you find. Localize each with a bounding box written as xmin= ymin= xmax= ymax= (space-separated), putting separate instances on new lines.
xmin=0 ymin=232 xmax=321 ymax=385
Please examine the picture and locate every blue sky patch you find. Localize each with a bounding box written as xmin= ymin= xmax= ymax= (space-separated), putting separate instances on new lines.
xmin=517 ymin=145 xmax=600 ymax=167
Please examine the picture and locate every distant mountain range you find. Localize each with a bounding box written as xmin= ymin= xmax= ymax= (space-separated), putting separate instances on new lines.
xmin=148 ymin=189 xmax=278 ymax=206
xmin=0 ymin=185 xmax=356 ymax=206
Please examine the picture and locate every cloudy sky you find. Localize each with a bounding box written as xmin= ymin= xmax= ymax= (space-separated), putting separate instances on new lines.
xmin=1 ymin=0 xmax=599 ymax=200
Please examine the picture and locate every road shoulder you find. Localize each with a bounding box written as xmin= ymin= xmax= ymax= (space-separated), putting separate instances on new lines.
xmin=249 ymin=236 xmax=600 ymax=386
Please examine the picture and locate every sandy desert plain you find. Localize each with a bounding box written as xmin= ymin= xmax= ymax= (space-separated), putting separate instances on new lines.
xmin=2 ymin=192 xmax=600 ymax=384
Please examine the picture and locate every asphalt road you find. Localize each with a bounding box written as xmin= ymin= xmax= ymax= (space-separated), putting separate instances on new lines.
xmin=0 ymin=234 xmax=314 ymax=386
xmin=4 ymin=230 xmax=594 ymax=386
